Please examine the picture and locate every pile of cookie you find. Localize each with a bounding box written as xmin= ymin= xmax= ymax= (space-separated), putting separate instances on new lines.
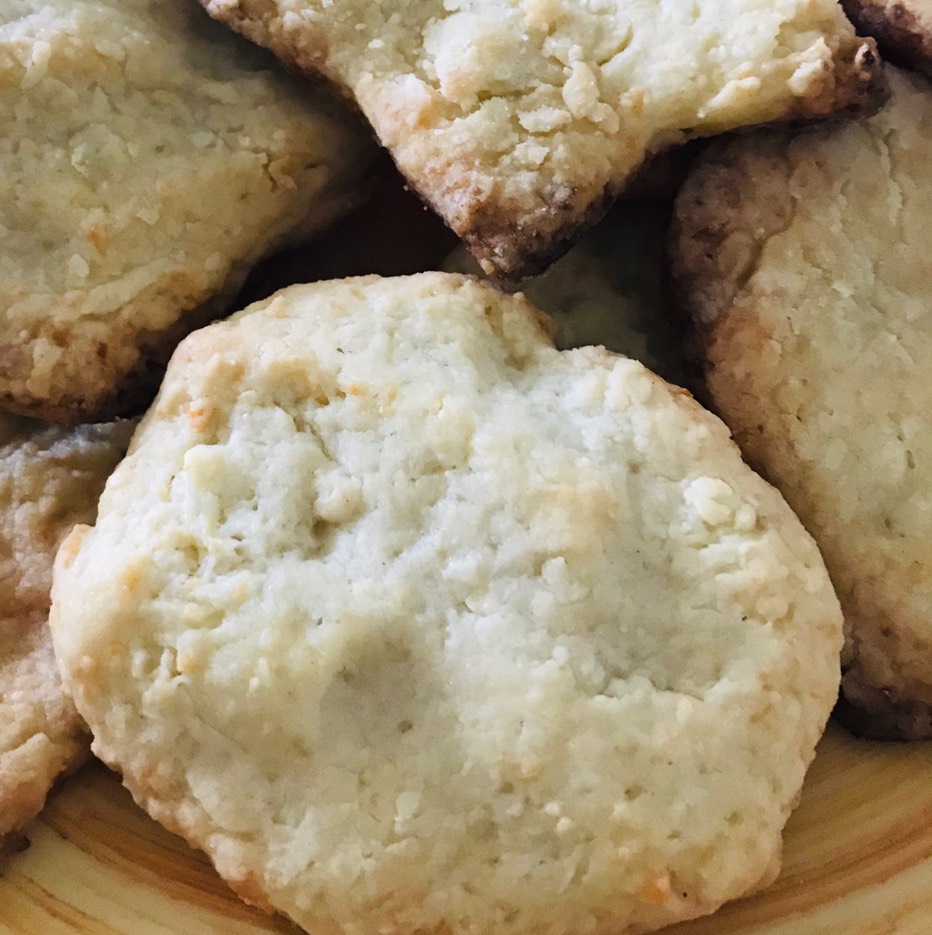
xmin=2 ymin=0 xmax=930 ymax=933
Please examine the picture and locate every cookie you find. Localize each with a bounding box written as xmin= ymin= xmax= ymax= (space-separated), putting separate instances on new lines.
xmin=444 ymin=202 xmax=685 ymax=384
xmin=669 ymin=66 xmax=932 ymax=739
xmin=51 ymin=274 xmax=841 ymax=935
xmin=198 ymin=0 xmax=883 ymax=279
xmin=0 ymin=0 xmax=373 ymax=424
xmin=841 ymin=0 xmax=932 ymax=75
xmin=0 ymin=415 xmax=133 ymax=848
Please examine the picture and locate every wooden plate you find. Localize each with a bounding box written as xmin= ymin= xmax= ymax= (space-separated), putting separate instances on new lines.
xmin=1 ymin=722 xmax=930 ymax=935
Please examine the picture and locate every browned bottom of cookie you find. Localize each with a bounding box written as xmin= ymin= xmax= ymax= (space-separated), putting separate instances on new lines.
xmin=841 ymin=0 xmax=932 ymax=76
xmin=0 ymin=288 xmax=231 ymax=426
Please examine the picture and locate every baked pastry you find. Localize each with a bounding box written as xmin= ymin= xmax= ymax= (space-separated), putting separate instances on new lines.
xmin=0 ymin=415 xmax=133 ymax=849
xmin=0 ymin=0 xmax=373 ymax=424
xmin=669 ymin=65 xmax=932 ymax=739
xmin=51 ymin=274 xmax=841 ymax=935
xmin=444 ymin=202 xmax=685 ymax=384
xmin=841 ymin=0 xmax=932 ymax=75
xmin=198 ymin=0 xmax=883 ymax=279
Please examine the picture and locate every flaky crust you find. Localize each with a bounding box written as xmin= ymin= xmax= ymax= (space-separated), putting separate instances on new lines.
xmin=842 ymin=0 xmax=932 ymax=76
xmin=668 ymin=66 xmax=932 ymax=740
xmin=200 ymin=0 xmax=882 ymax=279
xmin=0 ymin=415 xmax=132 ymax=846
xmin=0 ymin=0 xmax=373 ymax=424
xmin=53 ymin=274 xmax=841 ymax=935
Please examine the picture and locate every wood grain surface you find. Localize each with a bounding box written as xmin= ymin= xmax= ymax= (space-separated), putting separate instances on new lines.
xmin=0 ymin=722 xmax=930 ymax=935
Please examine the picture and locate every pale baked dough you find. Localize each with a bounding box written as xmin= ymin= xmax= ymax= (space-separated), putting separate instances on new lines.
xmin=199 ymin=0 xmax=882 ymax=278
xmin=0 ymin=415 xmax=133 ymax=848
xmin=841 ymin=0 xmax=932 ymax=75
xmin=52 ymin=274 xmax=841 ymax=935
xmin=669 ymin=66 xmax=932 ymax=739
xmin=0 ymin=0 xmax=373 ymax=423
xmin=444 ymin=202 xmax=685 ymax=384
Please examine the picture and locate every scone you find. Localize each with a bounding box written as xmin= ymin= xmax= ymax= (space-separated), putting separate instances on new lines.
xmin=0 ymin=0 xmax=373 ymax=424
xmin=669 ymin=66 xmax=932 ymax=739
xmin=51 ymin=274 xmax=841 ymax=935
xmin=444 ymin=202 xmax=685 ymax=384
xmin=0 ymin=415 xmax=133 ymax=849
xmin=841 ymin=0 xmax=932 ymax=75
xmin=199 ymin=0 xmax=882 ymax=278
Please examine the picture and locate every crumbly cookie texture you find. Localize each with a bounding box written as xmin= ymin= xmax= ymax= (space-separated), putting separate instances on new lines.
xmin=0 ymin=415 xmax=133 ymax=847
xmin=444 ymin=202 xmax=685 ymax=384
xmin=199 ymin=0 xmax=883 ymax=278
xmin=52 ymin=274 xmax=841 ymax=935
xmin=841 ymin=0 xmax=932 ymax=75
xmin=669 ymin=66 xmax=932 ymax=740
xmin=0 ymin=0 xmax=373 ymax=424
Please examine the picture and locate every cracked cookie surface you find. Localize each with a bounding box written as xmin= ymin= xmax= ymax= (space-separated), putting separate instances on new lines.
xmin=0 ymin=0 xmax=372 ymax=423
xmin=52 ymin=273 xmax=840 ymax=935
xmin=199 ymin=0 xmax=883 ymax=278
xmin=669 ymin=66 xmax=932 ymax=739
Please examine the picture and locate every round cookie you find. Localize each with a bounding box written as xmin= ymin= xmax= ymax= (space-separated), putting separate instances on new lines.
xmin=0 ymin=415 xmax=133 ymax=849
xmin=669 ymin=66 xmax=932 ymax=739
xmin=51 ymin=274 xmax=841 ymax=935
